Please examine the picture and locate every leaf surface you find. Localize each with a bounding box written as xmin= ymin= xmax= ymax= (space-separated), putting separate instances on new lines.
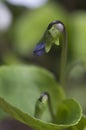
xmin=0 ymin=66 xmax=82 ymax=130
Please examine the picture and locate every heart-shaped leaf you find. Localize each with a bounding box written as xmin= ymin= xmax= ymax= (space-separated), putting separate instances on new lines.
xmin=0 ymin=65 xmax=65 ymax=121
xmin=0 ymin=66 xmax=82 ymax=130
xmin=0 ymin=97 xmax=82 ymax=130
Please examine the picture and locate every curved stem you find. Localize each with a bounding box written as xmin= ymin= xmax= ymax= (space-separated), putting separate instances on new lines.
xmin=60 ymin=28 xmax=67 ymax=87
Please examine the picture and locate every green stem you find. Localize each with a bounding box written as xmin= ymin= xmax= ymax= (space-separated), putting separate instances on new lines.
xmin=47 ymin=92 xmax=55 ymax=121
xmin=60 ymin=27 xmax=67 ymax=87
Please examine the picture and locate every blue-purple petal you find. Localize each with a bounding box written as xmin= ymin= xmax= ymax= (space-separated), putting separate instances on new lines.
xmin=33 ymin=42 xmax=45 ymax=56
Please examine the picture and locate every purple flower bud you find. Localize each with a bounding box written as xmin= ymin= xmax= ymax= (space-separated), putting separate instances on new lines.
xmin=33 ymin=42 xmax=45 ymax=56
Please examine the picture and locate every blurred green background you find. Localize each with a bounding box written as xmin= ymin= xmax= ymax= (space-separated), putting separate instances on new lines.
xmin=0 ymin=0 xmax=86 ymax=129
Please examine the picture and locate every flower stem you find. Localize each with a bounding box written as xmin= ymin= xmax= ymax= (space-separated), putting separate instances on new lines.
xmin=46 ymin=92 xmax=55 ymax=121
xmin=60 ymin=26 xmax=67 ymax=88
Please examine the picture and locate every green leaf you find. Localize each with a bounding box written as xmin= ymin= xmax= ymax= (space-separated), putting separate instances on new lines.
xmin=0 ymin=97 xmax=61 ymax=130
xmin=69 ymin=115 xmax=86 ymax=130
xmin=0 ymin=65 xmax=65 ymax=122
xmin=0 ymin=66 xmax=82 ymax=130
xmin=55 ymin=99 xmax=82 ymax=125
xmin=0 ymin=97 xmax=82 ymax=130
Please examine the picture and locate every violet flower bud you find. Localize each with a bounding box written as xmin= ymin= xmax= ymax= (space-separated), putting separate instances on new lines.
xmin=33 ymin=42 xmax=45 ymax=56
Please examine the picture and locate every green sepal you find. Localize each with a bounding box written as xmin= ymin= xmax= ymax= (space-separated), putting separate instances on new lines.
xmin=49 ymin=26 xmax=60 ymax=46
xmin=45 ymin=26 xmax=60 ymax=53
xmin=55 ymin=39 xmax=60 ymax=46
